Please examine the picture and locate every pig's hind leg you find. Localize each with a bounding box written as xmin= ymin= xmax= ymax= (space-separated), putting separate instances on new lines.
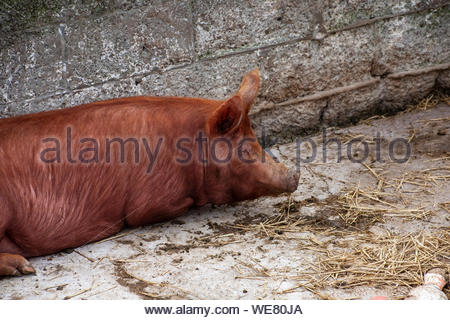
xmin=0 ymin=236 xmax=36 ymax=276
xmin=0 ymin=252 xmax=36 ymax=276
xmin=0 ymin=207 xmax=35 ymax=277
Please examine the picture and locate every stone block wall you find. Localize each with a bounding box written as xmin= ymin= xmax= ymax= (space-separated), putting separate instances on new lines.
xmin=1 ymin=0 xmax=449 ymax=143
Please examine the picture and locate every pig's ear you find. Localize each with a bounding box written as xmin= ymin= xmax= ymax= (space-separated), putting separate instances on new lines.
xmin=237 ymin=69 xmax=260 ymax=114
xmin=207 ymin=95 xmax=243 ymax=136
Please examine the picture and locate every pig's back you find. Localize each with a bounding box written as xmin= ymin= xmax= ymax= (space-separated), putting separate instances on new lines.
xmin=0 ymin=96 xmax=219 ymax=136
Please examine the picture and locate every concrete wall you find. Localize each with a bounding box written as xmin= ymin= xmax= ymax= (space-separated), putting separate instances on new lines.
xmin=1 ymin=0 xmax=449 ymax=143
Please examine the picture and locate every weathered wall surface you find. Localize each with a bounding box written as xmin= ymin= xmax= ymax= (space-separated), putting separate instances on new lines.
xmin=1 ymin=0 xmax=449 ymax=142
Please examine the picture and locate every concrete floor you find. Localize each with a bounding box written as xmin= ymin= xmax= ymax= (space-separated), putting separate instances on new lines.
xmin=1 ymin=103 xmax=449 ymax=299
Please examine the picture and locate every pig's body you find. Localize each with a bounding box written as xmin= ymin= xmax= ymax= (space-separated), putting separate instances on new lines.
xmin=0 ymin=70 xmax=298 ymax=276
xmin=0 ymin=97 xmax=219 ymax=258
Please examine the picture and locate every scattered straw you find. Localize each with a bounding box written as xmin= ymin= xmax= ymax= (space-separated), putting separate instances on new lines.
xmin=94 ymin=229 xmax=135 ymax=244
xmin=327 ymin=164 xmax=450 ymax=224
xmin=439 ymin=202 xmax=450 ymax=214
xmin=74 ymin=249 xmax=95 ymax=262
xmin=403 ymin=92 xmax=449 ymax=113
xmin=296 ymin=231 xmax=449 ymax=292
xmin=356 ymin=91 xmax=449 ymax=126
xmin=85 ymin=285 xmax=117 ymax=298
xmin=229 ymin=156 xmax=449 ymax=299
xmin=63 ymin=281 xmax=95 ymax=300
xmin=332 ymin=186 xmax=432 ymax=224
xmin=233 ymin=225 xmax=449 ymax=299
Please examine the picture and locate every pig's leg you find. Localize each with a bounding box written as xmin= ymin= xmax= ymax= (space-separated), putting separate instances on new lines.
xmin=0 ymin=211 xmax=35 ymax=276
xmin=0 ymin=253 xmax=36 ymax=276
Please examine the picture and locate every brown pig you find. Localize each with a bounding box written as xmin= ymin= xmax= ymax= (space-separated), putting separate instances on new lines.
xmin=0 ymin=70 xmax=299 ymax=276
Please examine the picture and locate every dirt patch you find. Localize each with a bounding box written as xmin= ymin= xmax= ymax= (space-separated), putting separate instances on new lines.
xmin=272 ymin=196 xmax=377 ymax=231
xmin=206 ymin=220 xmax=242 ymax=235
xmin=113 ymin=263 xmax=154 ymax=300
xmin=115 ymin=239 xmax=135 ymax=246
xmin=113 ymin=262 xmax=196 ymax=299
xmin=205 ymin=252 xmax=232 ymax=262
xmin=274 ymin=196 xmax=320 ymax=214
xmin=170 ymin=219 xmax=186 ymax=225
xmin=157 ymin=243 xmax=193 ymax=254
xmin=137 ymin=234 xmax=162 ymax=242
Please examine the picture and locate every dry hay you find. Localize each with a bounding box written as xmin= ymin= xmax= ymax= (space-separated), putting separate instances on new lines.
xmin=403 ymin=91 xmax=450 ymax=113
xmin=297 ymin=231 xmax=449 ymax=292
xmin=357 ymin=91 xmax=449 ymax=126
xmin=331 ymin=163 xmax=449 ymax=225
xmin=440 ymin=202 xmax=450 ymax=214
xmin=230 ymin=160 xmax=449 ymax=299
xmin=232 ymin=163 xmax=449 ymax=233
xmin=232 ymin=208 xmax=449 ymax=299
xmin=332 ymin=186 xmax=431 ymax=225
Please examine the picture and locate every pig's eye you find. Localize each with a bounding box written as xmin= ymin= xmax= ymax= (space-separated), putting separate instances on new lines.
xmin=242 ymin=150 xmax=252 ymax=158
xmin=238 ymin=145 xmax=257 ymax=163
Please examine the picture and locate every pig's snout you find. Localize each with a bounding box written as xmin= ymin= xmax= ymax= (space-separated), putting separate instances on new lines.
xmin=267 ymin=164 xmax=299 ymax=195
xmin=285 ymin=169 xmax=299 ymax=192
